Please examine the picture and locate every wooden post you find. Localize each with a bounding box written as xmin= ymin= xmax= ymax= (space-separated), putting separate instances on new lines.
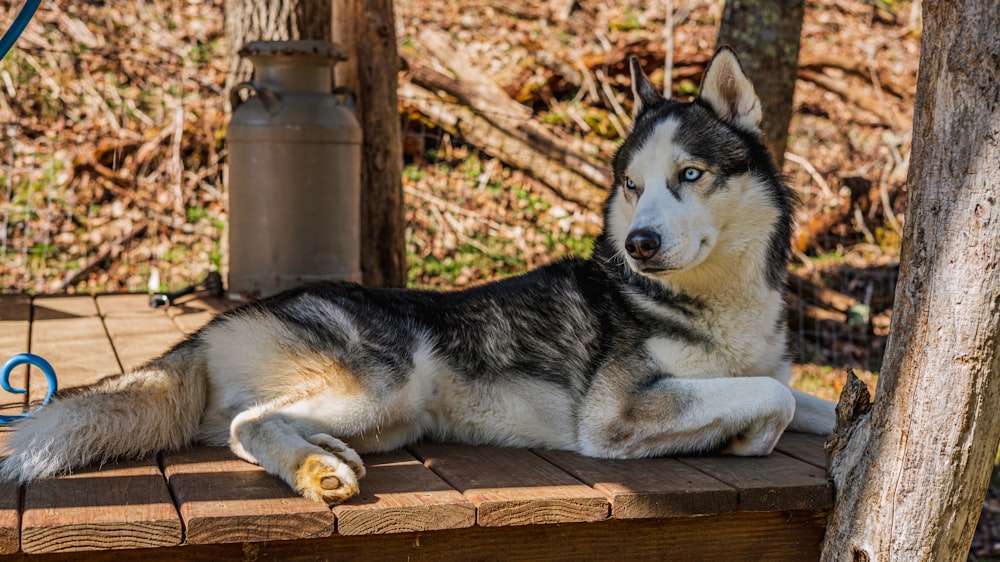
xmin=223 ymin=0 xmax=332 ymax=93
xmin=715 ymin=0 xmax=805 ymax=167
xmin=332 ymin=0 xmax=407 ymax=288
xmin=822 ymin=2 xmax=1000 ymax=560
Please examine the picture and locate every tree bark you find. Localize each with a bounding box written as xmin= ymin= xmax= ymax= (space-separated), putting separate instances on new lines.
xmin=715 ymin=0 xmax=804 ymax=167
xmin=332 ymin=0 xmax=407 ymax=287
xmin=822 ymin=2 xmax=1000 ymax=561
xmin=223 ymin=0 xmax=331 ymax=93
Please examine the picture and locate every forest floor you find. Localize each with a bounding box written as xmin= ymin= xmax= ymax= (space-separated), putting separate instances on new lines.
xmin=0 ymin=0 xmax=997 ymax=557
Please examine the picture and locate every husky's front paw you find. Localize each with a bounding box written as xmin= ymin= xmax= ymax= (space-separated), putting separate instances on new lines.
xmin=293 ymin=434 xmax=366 ymax=505
xmin=722 ymin=425 xmax=784 ymax=456
xmin=722 ymin=382 xmax=795 ymax=456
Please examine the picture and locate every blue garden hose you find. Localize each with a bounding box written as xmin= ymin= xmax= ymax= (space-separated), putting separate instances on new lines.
xmin=0 ymin=0 xmax=41 ymax=62
xmin=0 ymin=2 xmax=52 ymax=424
xmin=1 ymin=354 xmax=58 ymax=423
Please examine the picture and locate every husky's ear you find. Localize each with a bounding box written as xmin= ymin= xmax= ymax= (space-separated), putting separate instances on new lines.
xmin=698 ymin=46 xmax=762 ymax=132
xmin=629 ymin=57 xmax=661 ymax=119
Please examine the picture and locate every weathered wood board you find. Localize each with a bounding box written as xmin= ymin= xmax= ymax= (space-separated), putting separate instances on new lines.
xmin=20 ymin=459 xmax=181 ymax=553
xmin=535 ymin=450 xmax=738 ymax=519
xmin=162 ymin=447 xmax=335 ymax=544
xmin=333 ymin=449 xmax=475 ymax=535
xmin=411 ymin=443 xmax=608 ymax=526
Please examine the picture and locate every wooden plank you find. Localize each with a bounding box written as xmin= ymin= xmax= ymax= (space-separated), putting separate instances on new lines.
xmin=97 ymin=295 xmax=185 ymax=370
xmin=20 ymin=458 xmax=181 ymax=553
xmin=0 ymin=400 xmax=18 ymax=557
xmin=410 ymin=444 xmax=608 ymax=526
xmin=1 ymin=510 xmax=829 ymax=561
xmin=333 ymin=449 xmax=474 ymax=535
xmin=0 ymin=482 xmax=19 ymax=556
xmin=163 ymin=446 xmax=335 ymax=544
xmin=29 ymin=296 xmax=120 ymax=402
xmin=20 ymin=295 xmax=185 ymax=554
xmin=0 ymin=295 xmax=29 ymax=554
xmin=677 ymin=451 xmax=833 ymax=511
xmin=534 ymin=450 xmax=738 ymax=519
xmin=167 ymin=296 xmax=236 ymax=334
xmin=30 ymin=296 xmax=99 ymax=320
xmin=776 ymin=431 xmax=829 ymax=469
xmin=0 ymin=403 xmax=21 ymax=557
xmin=0 ymin=294 xmax=33 ymax=414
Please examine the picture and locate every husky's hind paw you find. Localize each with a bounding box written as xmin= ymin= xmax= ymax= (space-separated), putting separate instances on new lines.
xmin=307 ymin=434 xmax=366 ymax=479
xmin=293 ymin=434 xmax=366 ymax=505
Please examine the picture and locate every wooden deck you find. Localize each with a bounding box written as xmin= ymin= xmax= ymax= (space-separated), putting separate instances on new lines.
xmin=0 ymin=294 xmax=831 ymax=560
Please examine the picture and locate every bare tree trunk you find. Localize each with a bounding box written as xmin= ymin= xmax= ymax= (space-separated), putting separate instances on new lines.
xmin=715 ymin=0 xmax=804 ymax=167
xmin=332 ymin=0 xmax=407 ymax=287
xmin=224 ymin=0 xmax=331 ymax=94
xmin=822 ymin=2 xmax=1000 ymax=560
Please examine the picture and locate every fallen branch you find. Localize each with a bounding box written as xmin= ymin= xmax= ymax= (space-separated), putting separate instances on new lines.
xmin=786 ymin=290 xmax=869 ymax=339
xmin=798 ymin=69 xmax=900 ymax=127
xmin=799 ymin=54 xmax=908 ymax=99
xmin=794 ymin=176 xmax=878 ymax=253
xmin=789 ymin=273 xmax=861 ymax=314
xmin=400 ymin=82 xmax=606 ymax=209
xmin=411 ymin=30 xmax=611 ymax=190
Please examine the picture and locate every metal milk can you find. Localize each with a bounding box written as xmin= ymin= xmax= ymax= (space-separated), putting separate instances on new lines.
xmin=227 ymin=40 xmax=362 ymax=299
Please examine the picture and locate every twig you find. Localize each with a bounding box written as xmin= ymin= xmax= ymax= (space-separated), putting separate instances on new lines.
xmin=854 ymin=204 xmax=876 ymax=246
xmin=595 ymin=69 xmax=628 ymax=137
xmin=785 ymin=151 xmax=833 ymax=197
xmin=663 ymin=0 xmax=674 ymax=97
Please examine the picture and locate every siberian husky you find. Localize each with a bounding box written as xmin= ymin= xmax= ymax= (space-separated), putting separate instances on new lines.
xmin=1 ymin=47 xmax=835 ymax=504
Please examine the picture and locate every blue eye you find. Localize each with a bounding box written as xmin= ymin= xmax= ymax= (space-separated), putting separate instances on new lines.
xmin=682 ymin=167 xmax=703 ymax=182
xmin=624 ymin=177 xmax=637 ymax=191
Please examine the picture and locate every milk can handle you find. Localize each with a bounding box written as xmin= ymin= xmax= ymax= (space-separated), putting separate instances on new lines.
xmin=331 ymin=86 xmax=357 ymax=112
xmin=230 ymin=81 xmax=282 ymax=115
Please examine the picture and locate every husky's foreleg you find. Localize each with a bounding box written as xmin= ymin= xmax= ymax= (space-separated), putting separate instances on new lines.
xmin=787 ymin=388 xmax=836 ymax=435
xmin=578 ymin=371 xmax=796 ymax=458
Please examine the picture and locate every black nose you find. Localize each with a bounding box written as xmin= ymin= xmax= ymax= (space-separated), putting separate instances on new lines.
xmin=625 ymin=229 xmax=660 ymax=261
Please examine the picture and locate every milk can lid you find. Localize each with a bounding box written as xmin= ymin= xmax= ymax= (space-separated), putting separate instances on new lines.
xmin=239 ymin=40 xmax=347 ymax=62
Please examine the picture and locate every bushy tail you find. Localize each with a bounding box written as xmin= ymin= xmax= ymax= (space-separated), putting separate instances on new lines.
xmin=0 ymin=339 xmax=208 ymax=483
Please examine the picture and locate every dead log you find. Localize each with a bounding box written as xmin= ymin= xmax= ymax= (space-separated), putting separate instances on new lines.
xmin=411 ymin=30 xmax=611 ymax=191
xmin=786 ymin=290 xmax=869 ymax=339
xmin=794 ymin=175 xmax=877 ymax=253
xmin=799 ymin=54 xmax=908 ymax=99
xmin=400 ymin=81 xmax=606 ymax=209
xmin=789 ymin=272 xmax=860 ymax=314
xmin=798 ymin=69 xmax=901 ymax=127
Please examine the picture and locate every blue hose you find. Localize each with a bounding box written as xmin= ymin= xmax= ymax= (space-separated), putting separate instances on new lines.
xmin=0 ymin=0 xmax=42 ymax=62
xmin=0 ymin=2 xmax=51 ymax=424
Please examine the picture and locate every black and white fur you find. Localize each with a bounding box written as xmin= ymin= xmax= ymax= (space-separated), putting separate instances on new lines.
xmin=0 ymin=48 xmax=835 ymax=504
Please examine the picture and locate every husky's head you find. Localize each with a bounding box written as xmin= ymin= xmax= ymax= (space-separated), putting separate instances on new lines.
xmin=603 ymin=47 xmax=792 ymax=291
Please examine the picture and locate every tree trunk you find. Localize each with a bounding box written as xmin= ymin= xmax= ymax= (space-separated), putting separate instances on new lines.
xmin=715 ymin=0 xmax=804 ymax=167
xmin=224 ymin=0 xmax=331 ymax=93
xmin=332 ymin=0 xmax=407 ymax=287
xmin=822 ymin=2 xmax=1000 ymax=561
